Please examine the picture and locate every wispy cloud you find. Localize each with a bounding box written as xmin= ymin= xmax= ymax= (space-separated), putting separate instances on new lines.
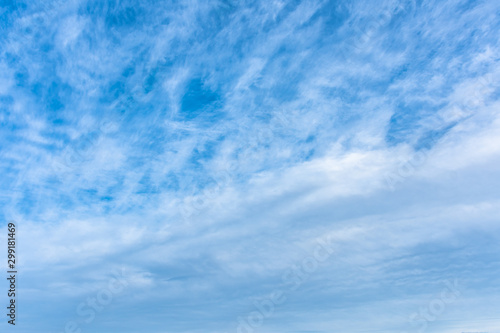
xmin=1 ymin=0 xmax=500 ymax=332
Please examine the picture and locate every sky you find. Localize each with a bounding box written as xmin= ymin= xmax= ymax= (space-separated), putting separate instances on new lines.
xmin=0 ymin=0 xmax=500 ymax=332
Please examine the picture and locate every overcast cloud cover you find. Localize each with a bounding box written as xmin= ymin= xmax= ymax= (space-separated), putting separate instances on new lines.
xmin=1 ymin=0 xmax=500 ymax=332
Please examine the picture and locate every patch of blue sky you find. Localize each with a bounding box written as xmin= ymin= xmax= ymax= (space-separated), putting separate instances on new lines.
xmin=414 ymin=122 xmax=457 ymax=150
xmin=386 ymin=100 xmax=449 ymax=146
xmin=179 ymin=77 xmax=223 ymax=120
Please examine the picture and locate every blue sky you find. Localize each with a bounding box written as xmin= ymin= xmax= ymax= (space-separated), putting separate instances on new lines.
xmin=1 ymin=0 xmax=500 ymax=332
